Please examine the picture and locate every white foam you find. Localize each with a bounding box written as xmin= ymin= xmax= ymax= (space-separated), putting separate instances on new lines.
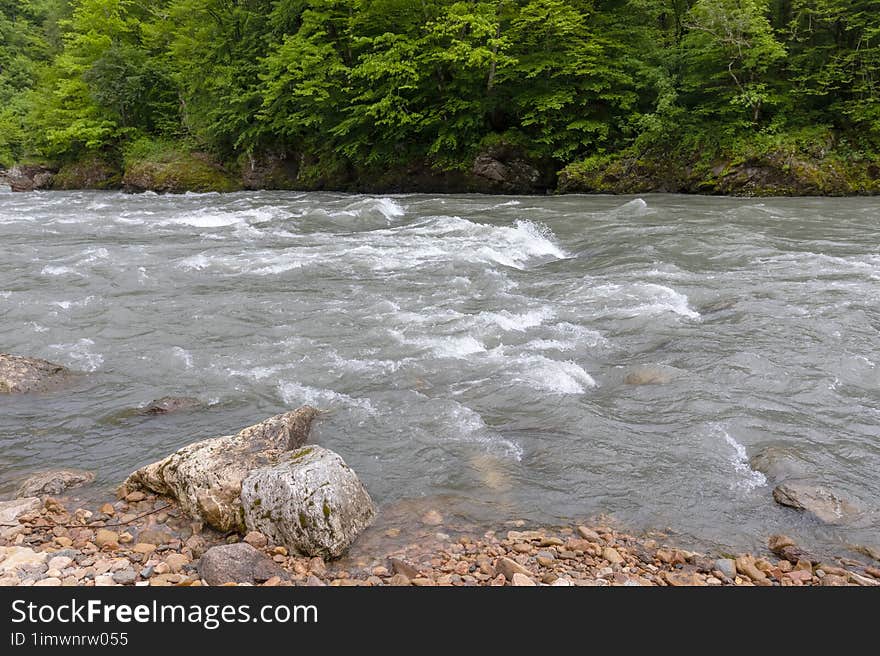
xmin=584 ymin=282 xmax=700 ymax=320
xmin=278 ymin=380 xmax=376 ymax=414
xmin=50 ymin=338 xmax=103 ymax=371
xmin=228 ymin=364 xmax=289 ymax=381
xmin=178 ymin=254 xmax=212 ymax=270
xmin=719 ymin=427 xmax=767 ymax=491
xmin=409 ymin=335 xmax=486 ymax=358
xmin=41 ymin=265 xmax=76 ymax=276
xmin=511 ymin=355 xmax=596 ymax=394
xmin=608 ymin=197 xmax=650 ymax=217
xmin=172 ymin=347 xmax=193 ymax=369
xmin=163 ymin=213 xmax=245 ymax=228
xmin=442 ymin=402 xmax=523 ymax=461
xmin=477 ymin=307 xmax=554 ymax=332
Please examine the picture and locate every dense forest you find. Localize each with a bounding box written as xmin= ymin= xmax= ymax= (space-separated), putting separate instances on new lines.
xmin=2 ymin=0 xmax=880 ymax=194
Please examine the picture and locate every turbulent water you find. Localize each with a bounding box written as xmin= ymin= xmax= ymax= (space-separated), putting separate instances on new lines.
xmin=1 ymin=190 xmax=878 ymax=555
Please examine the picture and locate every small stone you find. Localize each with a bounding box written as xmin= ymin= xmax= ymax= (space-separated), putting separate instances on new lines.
xmin=306 ymin=575 xmax=326 ymax=586
xmin=272 ymin=546 xmax=288 ymax=556
xmin=164 ymin=553 xmax=189 ymax=573
xmin=388 ymin=574 xmax=411 ymax=586
xmin=412 ymin=577 xmax=435 ymax=586
xmin=48 ymin=556 xmax=73 ymax=571
xmin=118 ymin=532 xmax=133 ymax=544
xmin=308 ymin=557 xmax=326 ymax=575
xmin=272 ymin=554 xmax=286 ymax=563
xmin=794 ymin=559 xmax=813 ymax=572
xmin=539 ymin=537 xmax=564 ymax=547
xmin=100 ymin=503 xmax=115 ymax=516
xmin=576 ymin=526 xmax=602 ymax=542
xmin=132 ymin=543 xmax=156 ymax=554
xmin=389 ymin=557 xmax=421 ymax=579
xmin=735 ymin=556 xmax=767 ymax=582
xmin=421 ymin=510 xmax=443 ymax=526
xmin=715 ymin=558 xmax=736 ymax=579
xmin=512 ymin=543 xmax=532 ymax=553
xmin=603 ymin=547 xmax=624 ymax=564
xmin=33 ymin=577 xmax=62 ymax=587
xmin=371 ymin=566 xmax=389 ymax=577
xmin=243 ymin=531 xmax=268 ymax=549
xmin=865 ymin=566 xmax=880 ymax=579
xmin=125 ymin=491 xmax=146 ymax=502
xmin=112 ymin=569 xmax=137 ymax=585
xmin=511 ymin=573 xmax=536 ymax=586
xmin=665 ymin=572 xmax=707 ymax=586
xmin=94 ymin=529 xmax=119 ymax=549
xmin=94 ymin=574 xmax=117 ymax=586
xmin=495 ymin=556 xmax=532 ymax=581
xmin=54 ymin=537 xmax=73 ymax=548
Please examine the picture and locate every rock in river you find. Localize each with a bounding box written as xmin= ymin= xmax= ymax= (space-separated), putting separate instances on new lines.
xmin=623 ymin=364 xmax=678 ymax=385
xmin=241 ymin=446 xmax=376 ymax=559
xmin=139 ymin=396 xmax=204 ymax=416
xmin=773 ymin=482 xmax=859 ymax=525
xmin=0 ymin=353 xmax=73 ymax=393
xmin=123 ymin=407 xmax=320 ymax=532
xmin=15 ymin=469 xmax=95 ymax=497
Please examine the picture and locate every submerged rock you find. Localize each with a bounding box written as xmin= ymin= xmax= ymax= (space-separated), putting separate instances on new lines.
xmin=15 ymin=469 xmax=95 ymax=497
xmin=623 ymin=364 xmax=679 ymax=385
xmin=197 ymin=543 xmax=287 ymax=585
xmin=241 ymin=446 xmax=376 ymax=559
xmin=773 ymin=482 xmax=859 ymax=525
xmin=139 ymin=396 xmax=204 ymax=416
xmin=749 ymin=447 xmax=808 ymax=484
xmin=124 ymin=407 xmax=320 ymax=532
xmin=0 ymin=353 xmax=73 ymax=393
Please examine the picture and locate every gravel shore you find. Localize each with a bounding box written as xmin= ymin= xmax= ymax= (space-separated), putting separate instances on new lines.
xmin=2 ymin=493 xmax=878 ymax=587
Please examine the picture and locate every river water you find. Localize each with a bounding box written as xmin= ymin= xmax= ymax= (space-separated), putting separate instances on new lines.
xmin=1 ymin=190 xmax=878 ymax=556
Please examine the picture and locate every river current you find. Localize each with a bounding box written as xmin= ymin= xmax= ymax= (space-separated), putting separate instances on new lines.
xmin=1 ymin=190 xmax=877 ymax=556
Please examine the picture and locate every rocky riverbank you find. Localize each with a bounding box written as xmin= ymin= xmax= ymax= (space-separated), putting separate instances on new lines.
xmin=5 ymin=132 xmax=880 ymax=196
xmin=1 ymin=490 xmax=878 ymax=587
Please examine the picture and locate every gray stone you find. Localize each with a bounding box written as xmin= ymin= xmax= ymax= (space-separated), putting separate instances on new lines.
xmin=15 ymin=469 xmax=95 ymax=497
xmin=0 ymin=353 xmax=73 ymax=393
xmin=197 ymin=543 xmax=287 ymax=585
xmin=140 ymin=397 xmax=204 ymax=416
xmin=124 ymin=407 xmax=320 ymax=532
xmin=715 ymin=558 xmax=737 ymax=579
xmin=112 ymin=569 xmax=137 ymax=585
xmin=773 ymin=482 xmax=859 ymax=524
xmin=750 ymin=447 xmax=808 ymax=484
xmin=241 ymin=446 xmax=375 ymax=559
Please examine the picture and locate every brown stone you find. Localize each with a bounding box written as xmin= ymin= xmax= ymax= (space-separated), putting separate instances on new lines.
xmin=602 ymin=547 xmax=624 ymax=565
xmin=511 ymin=573 xmax=536 ymax=586
xmin=576 ymin=526 xmax=601 ymax=542
xmin=388 ymin=574 xmax=411 ymax=586
xmin=389 ymin=557 xmax=421 ymax=579
xmin=735 ymin=556 xmax=767 ymax=582
xmin=495 ymin=556 xmax=532 ymax=581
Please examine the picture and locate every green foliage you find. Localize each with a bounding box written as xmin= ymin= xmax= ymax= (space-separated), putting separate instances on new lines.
xmin=0 ymin=0 xmax=878 ymax=183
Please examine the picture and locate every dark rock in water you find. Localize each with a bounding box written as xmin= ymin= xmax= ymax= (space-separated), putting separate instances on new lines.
xmin=140 ymin=396 xmax=204 ymax=416
xmin=623 ymin=364 xmax=678 ymax=385
xmin=123 ymin=407 xmax=321 ymax=532
xmin=198 ymin=543 xmax=288 ymax=585
xmin=749 ymin=447 xmax=808 ymax=485
xmin=701 ymin=299 xmax=737 ymax=314
xmin=15 ymin=469 xmax=95 ymax=497
xmin=773 ymin=482 xmax=859 ymax=525
xmin=0 ymin=353 xmax=73 ymax=394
